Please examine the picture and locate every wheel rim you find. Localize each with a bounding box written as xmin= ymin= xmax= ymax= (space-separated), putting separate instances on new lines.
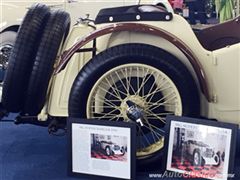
xmin=87 ymin=63 xmax=182 ymax=158
xmin=0 ymin=44 xmax=13 ymax=83
xmin=214 ymin=155 xmax=219 ymax=164
xmin=194 ymin=152 xmax=199 ymax=165
xmin=106 ymin=148 xmax=110 ymax=156
xmin=0 ymin=44 xmax=12 ymax=70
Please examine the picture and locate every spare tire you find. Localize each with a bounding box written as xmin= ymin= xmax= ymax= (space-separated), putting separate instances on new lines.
xmin=2 ymin=3 xmax=50 ymax=112
xmin=23 ymin=10 xmax=70 ymax=115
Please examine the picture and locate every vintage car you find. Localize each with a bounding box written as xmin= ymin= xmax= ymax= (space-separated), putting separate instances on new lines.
xmin=98 ymin=141 xmax=125 ymax=156
xmin=186 ymin=140 xmax=221 ymax=166
xmin=0 ymin=0 xmax=173 ymax=82
xmin=0 ymin=3 xmax=239 ymax=166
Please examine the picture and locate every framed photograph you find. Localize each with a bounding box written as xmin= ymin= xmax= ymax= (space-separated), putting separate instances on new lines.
xmin=165 ymin=115 xmax=238 ymax=180
xmin=67 ymin=118 xmax=136 ymax=180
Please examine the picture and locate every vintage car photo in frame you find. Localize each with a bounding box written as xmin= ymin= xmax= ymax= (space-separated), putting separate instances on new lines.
xmin=67 ymin=118 xmax=136 ymax=180
xmin=165 ymin=115 xmax=238 ymax=180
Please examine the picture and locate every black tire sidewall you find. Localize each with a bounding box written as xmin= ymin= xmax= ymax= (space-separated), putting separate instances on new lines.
xmin=70 ymin=44 xmax=199 ymax=117
xmin=23 ymin=10 xmax=70 ymax=115
xmin=106 ymin=147 xmax=111 ymax=156
xmin=193 ymin=150 xmax=201 ymax=166
xmin=2 ymin=4 xmax=50 ymax=112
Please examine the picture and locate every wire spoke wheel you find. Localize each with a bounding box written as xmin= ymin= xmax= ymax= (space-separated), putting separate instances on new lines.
xmin=0 ymin=44 xmax=12 ymax=70
xmin=87 ymin=64 xmax=182 ymax=158
xmin=194 ymin=151 xmax=200 ymax=166
xmin=0 ymin=30 xmax=17 ymax=84
xmin=0 ymin=44 xmax=12 ymax=84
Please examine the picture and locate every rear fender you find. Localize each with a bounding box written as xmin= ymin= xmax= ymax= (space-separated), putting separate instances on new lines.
xmin=0 ymin=3 xmax=25 ymax=32
xmin=55 ymin=22 xmax=210 ymax=101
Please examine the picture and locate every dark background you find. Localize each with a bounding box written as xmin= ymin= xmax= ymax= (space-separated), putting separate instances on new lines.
xmin=0 ymin=118 xmax=239 ymax=180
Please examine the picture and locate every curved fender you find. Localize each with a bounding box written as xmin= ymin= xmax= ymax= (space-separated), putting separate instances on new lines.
xmin=55 ymin=22 xmax=210 ymax=101
xmin=0 ymin=3 xmax=23 ymax=32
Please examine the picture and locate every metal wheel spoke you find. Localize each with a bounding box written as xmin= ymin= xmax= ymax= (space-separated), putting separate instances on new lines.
xmin=114 ymin=71 xmax=129 ymax=94
xmin=145 ymin=121 xmax=165 ymax=134
xmin=144 ymin=85 xmax=171 ymax=102
xmin=136 ymin=126 xmax=146 ymax=149
xmin=90 ymin=105 xmax=119 ymax=109
xmin=145 ymin=110 xmax=166 ymax=124
xmin=128 ymin=67 xmax=137 ymax=94
xmin=138 ymin=126 xmax=152 ymax=146
xmin=147 ymin=102 xmax=175 ymax=108
xmin=148 ymin=94 xmax=177 ymax=112
xmin=147 ymin=112 xmax=174 ymax=116
xmin=102 ymin=79 xmax=128 ymax=97
xmin=144 ymin=119 xmax=157 ymax=142
xmin=148 ymin=87 xmax=171 ymax=102
xmin=142 ymin=122 xmax=163 ymax=139
xmin=137 ymin=67 xmax=140 ymax=92
xmin=145 ymin=85 xmax=172 ymax=100
xmin=109 ymin=73 xmax=129 ymax=99
xmin=120 ymin=68 xmax=130 ymax=95
xmin=149 ymin=91 xmax=175 ymax=106
xmin=97 ymin=85 xmax=122 ymax=101
xmin=94 ymin=115 xmax=118 ymax=119
xmin=93 ymin=112 xmax=120 ymax=116
xmin=136 ymin=67 xmax=151 ymax=95
xmin=93 ymin=97 xmax=120 ymax=110
xmin=104 ymin=77 xmax=122 ymax=98
xmin=144 ymin=72 xmax=160 ymax=95
xmin=108 ymin=115 xmax=122 ymax=121
xmin=96 ymin=109 xmax=121 ymax=120
xmin=94 ymin=96 xmax=120 ymax=106
xmin=143 ymin=76 xmax=169 ymax=99
xmin=93 ymin=96 xmax=121 ymax=103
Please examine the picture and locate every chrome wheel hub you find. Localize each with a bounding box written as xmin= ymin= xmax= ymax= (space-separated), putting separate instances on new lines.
xmin=121 ymin=95 xmax=146 ymax=121
xmin=0 ymin=44 xmax=12 ymax=70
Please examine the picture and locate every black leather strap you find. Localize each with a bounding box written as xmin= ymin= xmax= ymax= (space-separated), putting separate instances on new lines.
xmin=95 ymin=5 xmax=173 ymax=24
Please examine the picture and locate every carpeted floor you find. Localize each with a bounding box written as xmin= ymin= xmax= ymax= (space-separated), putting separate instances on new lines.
xmin=0 ymin=120 xmax=239 ymax=180
xmin=0 ymin=121 xmax=74 ymax=180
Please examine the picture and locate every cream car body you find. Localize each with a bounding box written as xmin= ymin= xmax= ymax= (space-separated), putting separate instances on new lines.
xmin=0 ymin=0 xmax=173 ymax=33
xmin=0 ymin=0 xmax=64 ymax=32
xmin=0 ymin=1 xmax=173 ymax=91
xmin=45 ymin=12 xmax=240 ymax=126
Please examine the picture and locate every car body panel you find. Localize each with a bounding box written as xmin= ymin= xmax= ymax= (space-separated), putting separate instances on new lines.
xmin=47 ymin=12 xmax=240 ymax=125
xmin=186 ymin=140 xmax=220 ymax=166
xmin=100 ymin=141 xmax=125 ymax=155
xmin=0 ymin=0 xmax=64 ymax=32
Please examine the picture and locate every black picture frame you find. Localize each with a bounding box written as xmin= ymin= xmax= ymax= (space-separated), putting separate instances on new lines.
xmin=164 ymin=115 xmax=238 ymax=180
xmin=67 ymin=118 xmax=136 ymax=180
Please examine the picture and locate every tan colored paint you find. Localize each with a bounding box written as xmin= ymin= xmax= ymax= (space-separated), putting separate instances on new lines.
xmin=47 ymin=14 xmax=240 ymax=126
xmin=56 ymin=22 xmax=210 ymax=101
xmin=1 ymin=0 xmax=172 ymax=32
